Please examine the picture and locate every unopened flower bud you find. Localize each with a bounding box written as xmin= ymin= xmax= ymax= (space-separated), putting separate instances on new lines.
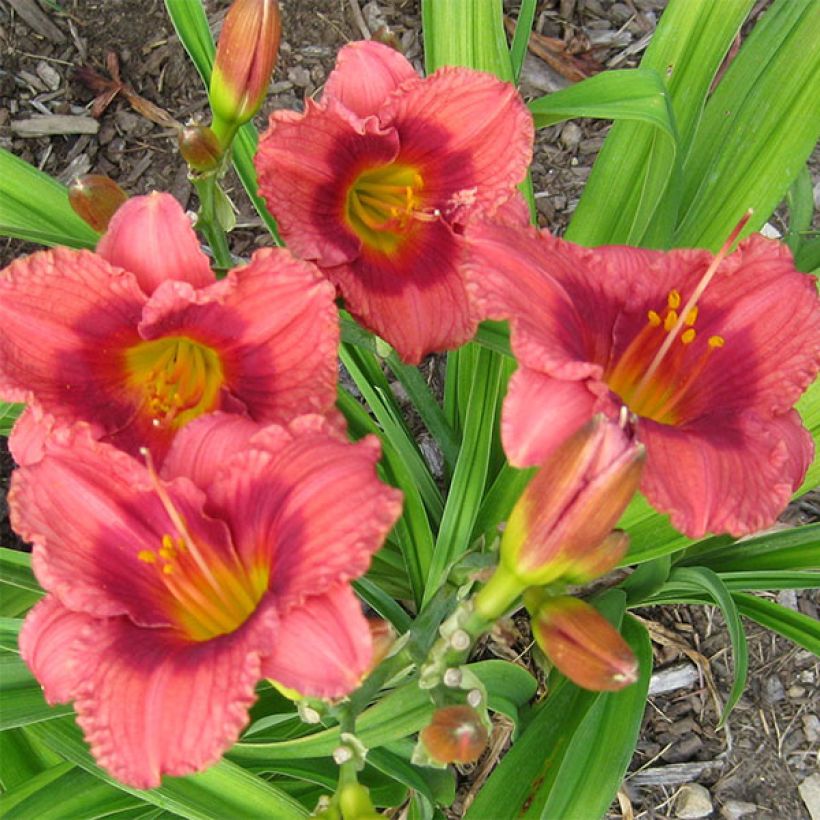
xmin=209 ymin=0 xmax=281 ymax=137
xmin=419 ymin=705 xmax=489 ymax=765
xmin=366 ymin=616 xmax=395 ymax=672
xmin=531 ymin=596 xmax=638 ymax=691
xmin=560 ymin=530 xmax=630 ymax=585
xmin=178 ymin=125 xmax=223 ymax=172
xmin=500 ymin=415 xmax=645 ymax=587
xmin=338 ymin=783 xmax=381 ymax=820
xmin=67 ymin=174 xmax=128 ymax=233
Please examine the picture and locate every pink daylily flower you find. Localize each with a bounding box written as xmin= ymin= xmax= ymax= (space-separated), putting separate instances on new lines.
xmin=466 ymin=223 xmax=820 ymax=537
xmin=0 ymin=192 xmax=339 ymax=461
xmin=255 ymin=40 xmax=533 ymax=363
xmin=13 ymin=413 xmax=402 ymax=789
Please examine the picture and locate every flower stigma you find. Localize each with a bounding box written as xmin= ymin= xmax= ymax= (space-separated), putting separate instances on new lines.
xmin=125 ymin=335 xmax=224 ymax=429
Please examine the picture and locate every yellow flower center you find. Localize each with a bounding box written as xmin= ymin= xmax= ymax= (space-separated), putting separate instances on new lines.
xmin=124 ymin=335 xmax=224 ymax=429
xmin=605 ymin=288 xmax=725 ymax=425
xmin=137 ymin=466 xmax=268 ymax=641
xmin=345 ymin=162 xmax=438 ymax=253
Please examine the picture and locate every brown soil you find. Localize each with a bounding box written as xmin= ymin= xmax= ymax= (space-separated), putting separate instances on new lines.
xmin=0 ymin=2 xmax=817 ymax=818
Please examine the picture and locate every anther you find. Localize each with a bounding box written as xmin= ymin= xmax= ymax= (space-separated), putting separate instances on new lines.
xmin=681 ymin=329 xmax=696 ymax=345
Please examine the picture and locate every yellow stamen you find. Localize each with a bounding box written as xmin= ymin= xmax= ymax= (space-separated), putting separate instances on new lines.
xmin=138 ymin=550 xmax=156 ymax=563
xmin=647 ymin=310 xmax=661 ymax=326
xmin=708 ymin=335 xmax=725 ymax=348
xmin=667 ymin=289 xmax=681 ymax=309
xmin=663 ymin=310 xmax=678 ymax=332
xmin=681 ymin=328 xmax=696 ymax=344
xmin=124 ymin=335 xmax=224 ymax=430
xmin=626 ymin=210 xmax=751 ymax=409
xmin=345 ymin=163 xmax=431 ymax=254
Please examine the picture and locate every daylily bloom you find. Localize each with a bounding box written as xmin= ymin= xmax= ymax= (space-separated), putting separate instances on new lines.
xmin=0 ymin=192 xmax=339 ymax=461
xmin=255 ymin=40 xmax=533 ymax=363
xmin=466 ymin=223 xmax=820 ymax=537
xmin=13 ymin=413 xmax=402 ymax=788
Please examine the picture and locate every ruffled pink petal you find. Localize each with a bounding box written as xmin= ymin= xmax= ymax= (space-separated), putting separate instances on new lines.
xmin=9 ymin=422 xmax=236 ymax=627
xmin=262 ymin=585 xmax=372 ymax=698
xmin=671 ymin=236 xmax=820 ymax=421
xmin=138 ymin=248 xmax=339 ymax=425
xmin=68 ymin=603 xmax=276 ymax=789
xmin=329 ymin=220 xmax=476 ymax=363
xmin=97 ymin=192 xmax=213 ymax=295
xmin=323 ymin=40 xmax=419 ymax=117
xmin=639 ymin=409 xmax=814 ymax=538
xmin=465 ymin=223 xmax=602 ymax=379
xmin=256 ymin=100 xmax=400 ymax=266
xmin=19 ymin=595 xmax=95 ymax=704
xmin=382 ymin=67 xmax=533 ymax=224
xmin=207 ymin=415 xmax=402 ymax=611
xmin=161 ymin=413 xmax=263 ymax=487
xmin=502 ymin=369 xmax=598 ymax=467
xmin=0 ymin=248 xmax=145 ymax=422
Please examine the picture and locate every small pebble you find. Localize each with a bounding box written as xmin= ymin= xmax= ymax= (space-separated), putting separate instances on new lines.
xmin=663 ymin=733 xmax=703 ymax=763
xmin=287 ymin=66 xmax=312 ymax=89
xmin=799 ymin=772 xmax=820 ymax=820
xmin=669 ymin=717 xmax=699 ymax=737
xmin=762 ymin=675 xmax=786 ymax=704
xmin=802 ymin=714 xmax=820 ymax=744
xmin=560 ymin=122 xmax=582 ymax=150
xmin=776 ymin=589 xmax=799 ymax=611
xmin=788 ymin=685 xmax=806 ymax=699
xmin=674 ymin=783 xmax=713 ymax=819
xmin=720 ymin=799 xmax=757 ymax=819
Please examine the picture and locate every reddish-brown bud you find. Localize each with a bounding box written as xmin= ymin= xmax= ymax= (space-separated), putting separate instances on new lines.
xmin=419 ymin=705 xmax=489 ymax=765
xmin=366 ymin=617 xmax=396 ymax=672
xmin=210 ymin=0 xmax=281 ymax=133
xmin=500 ymin=415 xmax=645 ymax=586
xmin=67 ymin=174 xmax=128 ymax=233
xmin=178 ymin=125 xmax=223 ymax=172
xmin=531 ymin=596 xmax=638 ymax=692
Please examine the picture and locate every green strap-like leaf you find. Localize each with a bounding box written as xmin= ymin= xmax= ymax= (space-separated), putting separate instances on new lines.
xmin=677 ymin=523 xmax=820 ymax=572
xmin=529 ymin=67 xmax=676 ymax=133
xmin=421 ymin=0 xmax=513 ymax=79
xmin=565 ymin=0 xmax=753 ymax=248
xmin=732 ymin=592 xmax=820 ymax=655
xmin=526 ymin=615 xmax=652 ymax=820
xmin=0 ymin=654 xmax=74 ymax=730
xmin=423 ymin=346 xmax=504 ymax=605
xmin=0 ymin=764 xmax=147 ymax=819
xmin=658 ymin=567 xmax=748 ymax=724
xmin=0 ymin=148 xmax=99 ymax=248
xmin=674 ymin=0 xmax=820 ymax=249
xmin=27 ymin=718 xmax=309 ymax=819
xmin=509 ymin=0 xmax=537 ymax=84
